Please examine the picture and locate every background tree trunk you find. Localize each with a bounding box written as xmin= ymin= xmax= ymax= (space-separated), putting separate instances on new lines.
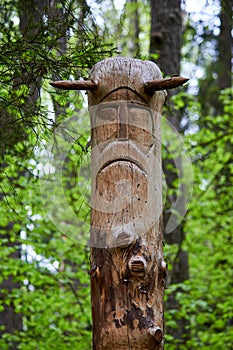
xmin=218 ymin=0 xmax=232 ymax=90
xmin=0 ymin=225 xmax=23 ymax=349
xmin=198 ymin=0 xmax=232 ymax=116
xmin=127 ymin=0 xmax=140 ymax=56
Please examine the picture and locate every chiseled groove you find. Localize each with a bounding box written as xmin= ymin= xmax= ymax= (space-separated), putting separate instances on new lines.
xmin=98 ymin=158 xmax=147 ymax=176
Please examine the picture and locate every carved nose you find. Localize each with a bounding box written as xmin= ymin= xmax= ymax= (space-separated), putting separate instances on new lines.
xmin=118 ymin=104 xmax=128 ymax=139
xmin=118 ymin=123 xmax=129 ymax=139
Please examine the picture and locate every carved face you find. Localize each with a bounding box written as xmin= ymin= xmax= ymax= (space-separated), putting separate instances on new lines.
xmin=91 ymin=102 xmax=155 ymax=153
xmin=90 ymin=100 xmax=162 ymax=248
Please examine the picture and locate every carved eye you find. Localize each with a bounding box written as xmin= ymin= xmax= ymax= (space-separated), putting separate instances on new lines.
xmin=128 ymin=106 xmax=154 ymax=148
xmin=92 ymin=106 xmax=118 ymax=145
xmin=96 ymin=106 xmax=118 ymax=124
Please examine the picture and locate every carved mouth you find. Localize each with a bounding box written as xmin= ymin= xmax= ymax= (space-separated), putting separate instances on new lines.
xmin=93 ymin=159 xmax=148 ymax=218
xmin=92 ymin=140 xmax=154 ymax=178
xmin=98 ymin=157 xmax=146 ymax=176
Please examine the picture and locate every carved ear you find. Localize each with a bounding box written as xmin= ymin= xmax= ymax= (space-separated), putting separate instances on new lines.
xmin=144 ymin=76 xmax=189 ymax=95
xmin=50 ymin=80 xmax=98 ymax=90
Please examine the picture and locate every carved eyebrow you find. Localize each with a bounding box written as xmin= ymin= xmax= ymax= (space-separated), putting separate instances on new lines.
xmin=127 ymin=103 xmax=151 ymax=111
xmin=96 ymin=101 xmax=149 ymax=112
xmin=97 ymin=104 xmax=118 ymax=110
xmin=99 ymin=86 xmax=148 ymax=104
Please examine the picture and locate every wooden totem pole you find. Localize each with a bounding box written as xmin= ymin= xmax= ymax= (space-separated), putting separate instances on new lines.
xmin=51 ymin=57 xmax=187 ymax=350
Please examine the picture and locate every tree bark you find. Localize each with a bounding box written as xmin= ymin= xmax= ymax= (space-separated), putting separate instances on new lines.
xmin=88 ymin=57 xmax=166 ymax=350
xmin=199 ymin=0 xmax=232 ymax=116
xmin=150 ymin=0 xmax=182 ymax=78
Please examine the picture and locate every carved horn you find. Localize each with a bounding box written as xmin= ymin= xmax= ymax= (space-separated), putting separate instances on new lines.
xmin=50 ymin=80 xmax=98 ymax=90
xmin=144 ymin=76 xmax=189 ymax=94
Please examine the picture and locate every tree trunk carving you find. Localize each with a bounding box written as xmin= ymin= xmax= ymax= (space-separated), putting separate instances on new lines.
xmin=50 ymin=56 xmax=188 ymax=349
xmin=88 ymin=58 xmax=166 ymax=350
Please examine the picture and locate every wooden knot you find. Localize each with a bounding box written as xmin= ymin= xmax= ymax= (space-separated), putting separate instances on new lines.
xmin=128 ymin=255 xmax=147 ymax=277
xmin=90 ymin=265 xmax=100 ymax=279
xmin=148 ymin=326 xmax=163 ymax=344
xmin=151 ymin=31 xmax=164 ymax=45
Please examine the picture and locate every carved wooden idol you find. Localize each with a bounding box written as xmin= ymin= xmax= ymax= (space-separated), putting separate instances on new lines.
xmin=51 ymin=57 xmax=188 ymax=350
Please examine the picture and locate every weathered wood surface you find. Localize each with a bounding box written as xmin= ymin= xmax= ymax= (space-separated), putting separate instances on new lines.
xmin=50 ymin=57 xmax=188 ymax=350
xmin=88 ymin=58 xmax=166 ymax=350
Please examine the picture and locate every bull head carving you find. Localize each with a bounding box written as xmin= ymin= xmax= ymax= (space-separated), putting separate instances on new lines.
xmin=50 ymin=76 xmax=188 ymax=93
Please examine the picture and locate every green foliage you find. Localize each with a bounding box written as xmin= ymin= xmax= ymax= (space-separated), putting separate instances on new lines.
xmin=164 ymin=88 xmax=233 ymax=349
xmin=0 ymin=146 xmax=92 ymax=348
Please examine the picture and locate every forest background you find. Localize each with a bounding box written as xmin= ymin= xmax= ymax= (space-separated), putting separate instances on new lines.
xmin=0 ymin=0 xmax=232 ymax=349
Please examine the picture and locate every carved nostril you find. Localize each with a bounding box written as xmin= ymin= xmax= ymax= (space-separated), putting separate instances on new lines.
xmin=148 ymin=326 xmax=163 ymax=344
xmin=119 ymin=123 xmax=128 ymax=139
xmin=128 ymin=255 xmax=147 ymax=277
